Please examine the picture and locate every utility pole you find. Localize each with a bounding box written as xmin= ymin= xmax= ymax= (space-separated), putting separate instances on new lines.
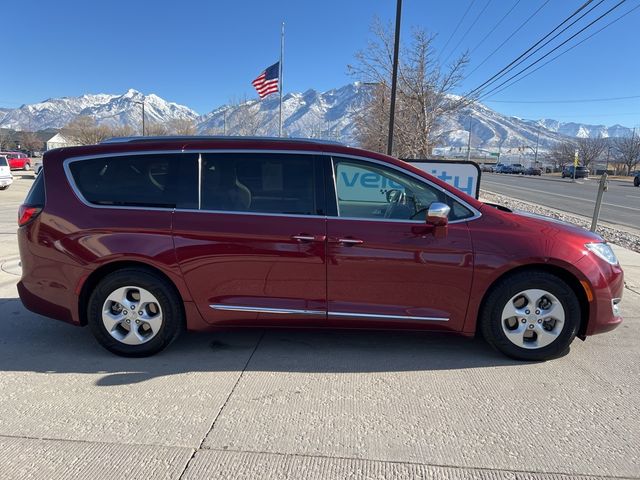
xmin=466 ymin=115 xmax=472 ymax=162
xmin=533 ymin=128 xmax=540 ymax=165
xmin=133 ymin=100 xmax=145 ymax=136
xmin=387 ymin=0 xmax=402 ymax=156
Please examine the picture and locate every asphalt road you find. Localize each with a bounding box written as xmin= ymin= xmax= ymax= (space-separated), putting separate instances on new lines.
xmin=481 ymin=173 xmax=640 ymax=231
xmin=1 ymin=171 xmax=640 ymax=479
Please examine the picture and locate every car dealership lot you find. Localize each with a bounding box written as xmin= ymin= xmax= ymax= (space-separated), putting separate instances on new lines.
xmin=1 ymin=173 xmax=639 ymax=479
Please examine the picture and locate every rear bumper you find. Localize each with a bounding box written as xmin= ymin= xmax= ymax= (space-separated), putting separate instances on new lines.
xmin=0 ymin=176 xmax=12 ymax=187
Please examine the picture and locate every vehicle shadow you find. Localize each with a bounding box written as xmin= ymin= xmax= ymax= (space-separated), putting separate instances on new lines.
xmin=0 ymin=297 xmax=536 ymax=386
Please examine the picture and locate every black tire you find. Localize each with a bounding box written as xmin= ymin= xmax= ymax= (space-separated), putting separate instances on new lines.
xmin=87 ymin=268 xmax=184 ymax=357
xmin=634 ymin=176 xmax=639 ymax=187
xmin=0 ymin=186 xmax=7 ymax=190
xmin=480 ymin=270 xmax=580 ymax=361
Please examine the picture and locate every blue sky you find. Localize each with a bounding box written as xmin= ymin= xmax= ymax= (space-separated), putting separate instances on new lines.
xmin=1 ymin=0 xmax=638 ymax=126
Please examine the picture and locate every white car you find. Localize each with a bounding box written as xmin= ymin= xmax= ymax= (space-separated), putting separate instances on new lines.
xmin=33 ymin=158 xmax=43 ymax=176
xmin=0 ymin=155 xmax=14 ymax=190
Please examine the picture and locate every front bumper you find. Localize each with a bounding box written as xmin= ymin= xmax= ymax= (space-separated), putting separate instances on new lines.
xmin=576 ymin=254 xmax=624 ymax=336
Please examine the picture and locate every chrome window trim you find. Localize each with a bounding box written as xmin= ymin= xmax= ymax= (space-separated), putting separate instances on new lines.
xmin=210 ymin=304 xmax=325 ymax=316
xmin=328 ymin=311 xmax=449 ymax=322
xmin=61 ymin=148 xmax=481 ymax=223
xmin=176 ymin=208 xmax=324 ymax=219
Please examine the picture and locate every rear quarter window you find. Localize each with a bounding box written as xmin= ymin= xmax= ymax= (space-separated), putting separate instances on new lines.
xmin=68 ymin=154 xmax=182 ymax=208
xmin=24 ymin=172 xmax=46 ymax=206
xmin=0 ymin=157 xmax=8 ymax=167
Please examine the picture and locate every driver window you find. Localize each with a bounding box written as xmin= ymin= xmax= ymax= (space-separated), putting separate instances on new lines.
xmin=333 ymin=158 xmax=472 ymax=221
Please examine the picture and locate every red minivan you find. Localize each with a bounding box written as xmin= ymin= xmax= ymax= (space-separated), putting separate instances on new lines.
xmin=17 ymin=137 xmax=624 ymax=359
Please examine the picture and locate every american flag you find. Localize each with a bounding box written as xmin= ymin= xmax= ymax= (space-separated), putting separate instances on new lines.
xmin=251 ymin=62 xmax=280 ymax=98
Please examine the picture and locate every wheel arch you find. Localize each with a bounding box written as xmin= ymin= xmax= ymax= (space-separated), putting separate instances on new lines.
xmin=475 ymin=263 xmax=590 ymax=339
xmin=78 ymin=260 xmax=185 ymax=327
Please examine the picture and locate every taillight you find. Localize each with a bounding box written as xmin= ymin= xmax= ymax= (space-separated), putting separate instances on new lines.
xmin=18 ymin=205 xmax=42 ymax=226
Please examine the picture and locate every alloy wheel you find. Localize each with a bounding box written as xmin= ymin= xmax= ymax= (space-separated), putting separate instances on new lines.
xmin=102 ymin=286 xmax=163 ymax=345
xmin=500 ymin=288 xmax=565 ymax=349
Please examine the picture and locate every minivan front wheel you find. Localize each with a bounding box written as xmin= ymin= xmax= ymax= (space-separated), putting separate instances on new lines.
xmin=480 ymin=271 xmax=580 ymax=361
xmin=87 ymin=268 xmax=183 ymax=356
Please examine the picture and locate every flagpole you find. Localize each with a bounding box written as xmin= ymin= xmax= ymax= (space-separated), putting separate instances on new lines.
xmin=279 ymin=22 xmax=284 ymax=137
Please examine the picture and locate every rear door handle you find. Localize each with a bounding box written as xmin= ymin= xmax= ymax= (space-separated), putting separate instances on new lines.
xmin=292 ymin=234 xmax=326 ymax=243
xmin=337 ymin=238 xmax=364 ymax=246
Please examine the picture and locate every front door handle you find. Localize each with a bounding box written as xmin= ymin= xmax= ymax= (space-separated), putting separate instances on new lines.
xmin=337 ymin=238 xmax=364 ymax=246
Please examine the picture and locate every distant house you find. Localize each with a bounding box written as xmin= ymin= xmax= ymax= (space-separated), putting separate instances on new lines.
xmin=46 ymin=133 xmax=78 ymax=150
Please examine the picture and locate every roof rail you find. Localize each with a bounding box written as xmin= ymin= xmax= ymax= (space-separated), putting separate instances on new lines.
xmin=100 ymin=135 xmax=345 ymax=146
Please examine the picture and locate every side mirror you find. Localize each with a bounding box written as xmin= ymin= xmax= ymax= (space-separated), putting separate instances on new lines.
xmin=426 ymin=202 xmax=450 ymax=227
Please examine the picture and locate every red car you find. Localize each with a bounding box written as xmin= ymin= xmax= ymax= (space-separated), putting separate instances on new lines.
xmin=0 ymin=151 xmax=32 ymax=170
xmin=17 ymin=137 xmax=624 ymax=360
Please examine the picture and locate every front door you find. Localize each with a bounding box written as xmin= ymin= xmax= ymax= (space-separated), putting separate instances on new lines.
xmin=172 ymin=152 xmax=328 ymax=326
xmin=326 ymin=157 xmax=475 ymax=331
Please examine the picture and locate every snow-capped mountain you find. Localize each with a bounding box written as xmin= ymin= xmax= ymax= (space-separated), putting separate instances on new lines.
xmin=0 ymin=84 xmax=633 ymax=150
xmin=196 ymin=83 xmax=369 ymax=142
xmin=0 ymin=89 xmax=198 ymax=131
xmin=536 ymin=119 xmax=633 ymax=139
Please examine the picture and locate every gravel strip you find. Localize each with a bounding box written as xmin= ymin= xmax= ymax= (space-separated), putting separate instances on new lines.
xmin=480 ymin=189 xmax=640 ymax=254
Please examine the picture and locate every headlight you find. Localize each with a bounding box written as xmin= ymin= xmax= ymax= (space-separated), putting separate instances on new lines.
xmin=585 ymin=242 xmax=618 ymax=265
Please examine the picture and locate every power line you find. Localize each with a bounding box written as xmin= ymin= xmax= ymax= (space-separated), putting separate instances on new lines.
xmin=466 ymin=0 xmax=550 ymax=78
xmin=468 ymin=0 xmax=596 ymax=97
xmin=478 ymin=0 xmax=629 ymax=100
xmin=486 ymin=94 xmax=640 ymax=104
xmin=438 ymin=0 xmax=476 ymax=62
xmin=475 ymin=0 xmax=607 ymax=96
xmin=481 ymin=3 xmax=640 ymax=100
xmin=469 ymin=0 xmax=522 ymax=55
xmin=442 ymin=0 xmax=493 ymax=65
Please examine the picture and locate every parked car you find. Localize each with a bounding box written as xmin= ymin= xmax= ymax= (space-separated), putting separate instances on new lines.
xmin=495 ymin=164 xmax=512 ymax=174
xmin=17 ymin=136 xmax=624 ymax=360
xmin=0 ymin=155 xmax=14 ymax=190
xmin=32 ymin=158 xmax=43 ymax=176
xmin=524 ymin=167 xmax=542 ymax=176
xmin=480 ymin=164 xmax=495 ymax=173
xmin=0 ymin=151 xmax=32 ymax=170
xmin=562 ymin=166 xmax=589 ymax=179
xmin=510 ymin=163 xmax=525 ymax=174
xmin=633 ymin=171 xmax=639 ymax=187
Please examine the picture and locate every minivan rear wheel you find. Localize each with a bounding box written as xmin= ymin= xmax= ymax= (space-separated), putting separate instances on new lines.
xmin=87 ymin=268 xmax=183 ymax=356
xmin=480 ymin=271 xmax=580 ymax=361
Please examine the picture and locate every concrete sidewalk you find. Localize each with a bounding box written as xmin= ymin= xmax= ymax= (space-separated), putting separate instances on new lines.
xmin=613 ymin=244 xmax=640 ymax=294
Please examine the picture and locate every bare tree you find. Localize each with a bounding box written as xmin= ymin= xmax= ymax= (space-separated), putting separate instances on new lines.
xmin=576 ymin=136 xmax=607 ymax=169
xmin=143 ymin=121 xmax=169 ymax=136
xmin=0 ymin=129 xmax=14 ymax=150
xmin=228 ymin=97 xmax=262 ymax=136
xmin=20 ymin=131 xmax=43 ymax=153
xmin=549 ymin=140 xmax=577 ymax=171
xmin=109 ymin=124 xmax=135 ymax=138
xmin=349 ymin=19 xmax=472 ymax=157
xmin=62 ymin=116 xmax=112 ymax=145
xmin=613 ymin=131 xmax=640 ymax=175
xmin=168 ymin=118 xmax=197 ymax=135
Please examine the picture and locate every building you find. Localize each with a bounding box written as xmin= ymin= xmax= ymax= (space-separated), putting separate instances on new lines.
xmin=46 ymin=133 xmax=78 ymax=150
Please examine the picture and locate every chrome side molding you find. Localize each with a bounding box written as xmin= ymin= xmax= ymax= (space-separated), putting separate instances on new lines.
xmin=209 ymin=305 xmax=325 ymax=316
xmin=209 ymin=304 xmax=448 ymax=322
